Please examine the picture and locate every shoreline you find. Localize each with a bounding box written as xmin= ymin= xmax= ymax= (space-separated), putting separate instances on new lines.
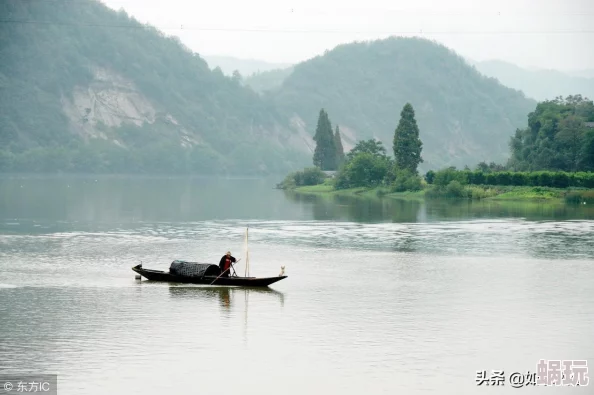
xmin=289 ymin=184 xmax=593 ymax=203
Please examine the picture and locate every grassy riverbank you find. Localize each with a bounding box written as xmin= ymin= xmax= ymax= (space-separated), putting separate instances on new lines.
xmin=294 ymin=184 xmax=425 ymax=200
xmin=292 ymin=181 xmax=594 ymax=203
xmin=279 ymin=166 xmax=594 ymax=204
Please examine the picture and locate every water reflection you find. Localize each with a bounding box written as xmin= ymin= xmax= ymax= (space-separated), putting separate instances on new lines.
xmin=284 ymin=190 xmax=594 ymax=222
xmin=2 ymin=175 xmax=592 ymax=230
xmin=283 ymin=191 xmax=424 ymax=222
xmin=167 ymin=285 xmax=285 ymax=311
xmin=423 ymin=199 xmax=594 ymax=221
xmin=0 ymin=175 xmax=310 ymax=228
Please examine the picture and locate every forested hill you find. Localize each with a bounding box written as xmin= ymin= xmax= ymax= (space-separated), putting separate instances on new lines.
xmin=1 ymin=0 xmax=543 ymax=174
xmin=0 ymin=0 xmax=312 ymax=175
xmin=269 ymin=37 xmax=537 ymax=170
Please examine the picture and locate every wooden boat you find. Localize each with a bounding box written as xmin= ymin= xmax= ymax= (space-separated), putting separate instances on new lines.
xmin=132 ymin=262 xmax=287 ymax=287
xmin=132 ymin=227 xmax=286 ymax=287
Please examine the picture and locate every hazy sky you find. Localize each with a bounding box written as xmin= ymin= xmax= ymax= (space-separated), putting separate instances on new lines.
xmin=102 ymin=0 xmax=594 ymax=71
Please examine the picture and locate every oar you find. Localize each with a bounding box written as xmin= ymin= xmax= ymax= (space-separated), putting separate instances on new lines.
xmin=210 ymin=258 xmax=241 ymax=285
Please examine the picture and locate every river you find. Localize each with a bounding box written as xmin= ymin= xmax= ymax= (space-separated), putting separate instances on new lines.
xmin=0 ymin=175 xmax=592 ymax=394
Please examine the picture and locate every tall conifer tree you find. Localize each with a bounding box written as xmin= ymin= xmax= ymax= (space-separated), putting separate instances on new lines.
xmin=334 ymin=125 xmax=345 ymax=168
xmin=313 ymin=109 xmax=337 ymax=170
xmin=393 ymin=103 xmax=423 ymax=173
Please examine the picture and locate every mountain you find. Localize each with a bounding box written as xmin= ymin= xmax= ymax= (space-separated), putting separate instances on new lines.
xmin=202 ymin=56 xmax=296 ymax=94
xmin=565 ymin=69 xmax=594 ymax=79
xmin=0 ymin=0 xmax=312 ymax=175
xmin=268 ymin=38 xmax=537 ymax=170
xmin=244 ymin=67 xmax=295 ymax=93
xmin=1 ymin=0 xmax=542 ymax=174
xmin=473 ymin=60 xmax=594 ymax=102
xmin=201 ymin=55 xmax=293 ymax=77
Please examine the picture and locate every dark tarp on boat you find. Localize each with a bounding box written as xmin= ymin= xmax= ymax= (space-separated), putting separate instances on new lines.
xmin=169 ymin=260 xmax=221 ymax=278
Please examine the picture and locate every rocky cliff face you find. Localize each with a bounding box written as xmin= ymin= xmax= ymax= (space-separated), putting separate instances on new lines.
xmin=60 ymin=66 xmax=315 ymax=156
xmin=61 ymin=67 xmax=158 ymax=140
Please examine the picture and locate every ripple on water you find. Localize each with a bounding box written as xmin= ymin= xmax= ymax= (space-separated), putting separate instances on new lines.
xmin=2 ymin=219 xmax=592 ymax=263
xmin=1 ymin=219 xmax=593 ymax=394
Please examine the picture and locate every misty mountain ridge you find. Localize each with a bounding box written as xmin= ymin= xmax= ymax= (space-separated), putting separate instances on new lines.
xmin=265 ymin=37 xmax=536 ymax=170
xmin=557 ymin=68 xmax=594 ymax=79
xmin=0 ymin=0 xmax=563 ymax=174
xmin=220 ymin=55 xmax=594 ymax=103
xmin=202 ymin=55 xmax=293 ymax=77
xmin=471 ymin=59 xmax=594 ymax=102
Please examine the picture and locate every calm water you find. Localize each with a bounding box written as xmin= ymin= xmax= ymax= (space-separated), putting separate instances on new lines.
xmin=1 ymin=175 xmax=593 ymax=394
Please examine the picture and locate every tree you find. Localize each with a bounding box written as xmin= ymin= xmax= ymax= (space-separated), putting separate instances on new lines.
xmin=556 ymin=115 xmax=585 ymax=171
xmin=335 ymin=152 xmax=390 ymax=189
xmin=346 ymin=139 xmax=387 ymax=161
xmin=476 ymin=161 xmax=490 ymax=173
xmin=232 ymin=70 xmax=242 ymax=84
xmin=581 ymin=129 xmax=594 ymax=170
xmin=334 ymin=126 xmax=345 ymax=167
xmin=508 ymin=96 xmax=594 ymax=171
xmin=393 ymin=103 xmax=423 ymax=173
xmin=313 ymin=109 xmax=337 ymax=170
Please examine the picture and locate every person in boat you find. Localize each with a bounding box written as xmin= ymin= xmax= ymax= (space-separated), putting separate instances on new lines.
xmin=218 ymin=251 xmax=237 ymax=277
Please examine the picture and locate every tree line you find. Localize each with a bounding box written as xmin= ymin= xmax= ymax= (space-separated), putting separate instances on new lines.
xmin=281 ymin=95 xmax=594 ymax=194
xmin=508 ymin=95 xmax=594 ymax=172
xmin=425 ymin=168 xmax=594 ymax=189
xmin=280 ymin=103 xmax=425 ymax=190
xmin=313 ymin=104 xmax=423 ymax=174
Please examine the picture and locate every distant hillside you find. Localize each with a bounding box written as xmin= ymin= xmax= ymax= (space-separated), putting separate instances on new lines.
xmin=202 ymin=55 xmax=292 ymax=77
xmin=269 ymin=38 xmax=537 ymax=170
xmin=0 ymin=0 xmax=312 ymax=175
xmin=0 ymin=0 xmax=549 ymax=174
xmin=473 ymin=60 xmax=594 ymax=102
xmin=565 ymin=69 xmax=594 ymax=79
xmin=204 ymin=56 xmax=295 ymax=94
xmin=244 ymin=67 xmax=295 ymax=93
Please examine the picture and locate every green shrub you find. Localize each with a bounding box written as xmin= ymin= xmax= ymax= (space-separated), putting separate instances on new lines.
xmin=426 ymin=180 xmax=470 ymax=199
xmin=565 ymin=190 xmax=594 ymax=204
xmin=295 ymin=167 xmax=327 ymax=186
xmin=446 ymin=180 xmax=467 ymax=198
xmin=468 ymin=186 xmax=499 ymax=199
xmin=510 ymin=172 xmax=527 ymax=186
xmin=538 ymin=172 xmax=552 ymax=187
xmin=277 ymin=167 xmax=326 ymax=189
xmin=493 ymin=171 xmax=512 ymax=185
xmin=551 ymin=172 xmax=570 ymax=188
xmin=335 ymin=152 xmax=390 ymax=189
xmin=426 ymin=168 xmax=594 ymax=189
xmin=390 ymin=168 xmax=423 ymax=192
xmin=425 ymin=170 xmax=435 ymax=184
xmin=376 ymin=188 xmax=389 ymax=197
xmin=469 ymin=171 xmax=485 ymax=185
xmin=433 ymin=167 xmax=468 ymax=187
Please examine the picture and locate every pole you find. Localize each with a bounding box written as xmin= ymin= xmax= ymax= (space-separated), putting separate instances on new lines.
xmin=244 ymin=226 xmax=250 ymax=277
xmin=210 ymin=259 xmax=240 ymax=285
